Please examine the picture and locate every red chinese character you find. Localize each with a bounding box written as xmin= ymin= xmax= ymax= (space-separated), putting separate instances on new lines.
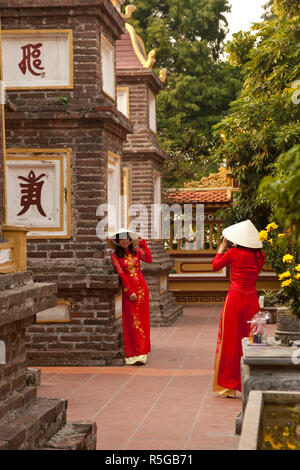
xmin=17 ymin=170 xmax=47 ymax=217
xmin=18 ymin=43 xmax=45 ymax=76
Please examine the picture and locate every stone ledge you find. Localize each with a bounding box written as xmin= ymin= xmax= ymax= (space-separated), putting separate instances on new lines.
xmin=0 ymin=284 xmax=57 ymax=328
xmin=0 ymin=282 xmax=57 ymax=308
xmin=242 ymin=338 xmax=300 ymax=367
xmin=0 ymin=271 xmax=33 ymax=292
xmin=28 ymin=269 xmax=120 ymax=290
xmin=41 ymin=421 xmax=97 ymax=450
xmin=0 ymin=397 xmax=67 ymax=450
xmin=27 ymin=349 xmax=124 ymax=367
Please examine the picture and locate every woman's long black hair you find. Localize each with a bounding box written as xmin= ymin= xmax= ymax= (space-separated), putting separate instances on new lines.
xmin=115 ymin=232 xmax=135 ymax=258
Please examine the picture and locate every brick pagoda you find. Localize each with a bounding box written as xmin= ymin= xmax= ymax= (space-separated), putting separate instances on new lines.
xmin=116 ymin=20 xmax=182 ymax=326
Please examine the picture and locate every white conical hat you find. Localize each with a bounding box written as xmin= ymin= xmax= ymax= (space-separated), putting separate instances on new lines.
xmin=108 ymin=227 xmax=140 ymax=240
xmin=107 ymin=227 xmax=140 ymax=249
xmin=222 ymin=220 xmax=262 ymax=249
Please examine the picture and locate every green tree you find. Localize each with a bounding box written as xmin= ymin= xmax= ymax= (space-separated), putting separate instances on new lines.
xmin=212 ymin=0 xmax=300 ymax=229
xmin=259 ymin=145 xmax=300 ymax=248
xmin=262 ymin=0 xmax=276 ymax=20
xmin=124 ymin=0 xmax=242 ymax=187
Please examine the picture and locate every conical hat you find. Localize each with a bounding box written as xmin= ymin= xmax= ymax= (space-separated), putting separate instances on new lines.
xmin=222 ymin=220 xmax=262 ymax=249
xmin=107 ymin=227 xmax=140 ymax=249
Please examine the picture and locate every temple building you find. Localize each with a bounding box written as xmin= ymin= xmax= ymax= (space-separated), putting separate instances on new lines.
xmin=163 ymin=167 xmax=280 ymax=304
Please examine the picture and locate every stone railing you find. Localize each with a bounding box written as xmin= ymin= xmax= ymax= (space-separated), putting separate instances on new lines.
xmin=165 ymin=220 xmax=224 ymax=252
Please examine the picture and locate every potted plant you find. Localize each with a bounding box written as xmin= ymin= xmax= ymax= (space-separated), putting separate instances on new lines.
xmin=258 ymin=223 xmax=300 ymax=345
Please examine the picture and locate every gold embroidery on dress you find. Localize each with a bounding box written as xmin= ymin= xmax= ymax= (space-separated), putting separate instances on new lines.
xmin=125 ymin=254 xmax=139 ymax=280
xmin=124 ymin=253 xmax=146 ymax=338
xmin=136 ymin=285 xmax=145 ymax=306
xmin=132 ymin=310 xmax=146 ymax=339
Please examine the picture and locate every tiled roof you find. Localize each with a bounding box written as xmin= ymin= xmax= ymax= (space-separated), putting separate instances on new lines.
xmin=163 ymin=189 xmax=232 ymax=204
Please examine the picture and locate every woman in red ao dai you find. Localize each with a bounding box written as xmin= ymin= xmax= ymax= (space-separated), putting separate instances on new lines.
xmin=110 ymin=230 xmax=152 ymax=366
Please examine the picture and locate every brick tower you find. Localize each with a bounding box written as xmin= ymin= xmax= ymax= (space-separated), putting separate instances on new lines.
xmin=1 ymin=0 xmax=133 ymax=366
xmin=116 ymin=20 xmax=182 ymax=326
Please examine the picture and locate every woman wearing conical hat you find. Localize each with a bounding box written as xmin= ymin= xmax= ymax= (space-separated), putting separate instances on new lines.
xmin=212 ymin=220 xmax=265 ymax=398
xmin=108 ymin=229 xmax=152 ymax=366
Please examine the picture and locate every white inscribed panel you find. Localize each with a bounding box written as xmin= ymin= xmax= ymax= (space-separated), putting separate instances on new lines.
xmin=2 ymin=31 xmax=72 ymax=88
xmin=6 ymin=161 xmax=60 ymax=229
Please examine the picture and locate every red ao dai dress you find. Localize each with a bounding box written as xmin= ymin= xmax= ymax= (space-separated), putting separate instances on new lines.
xmin=111 ymin=239 xmax=152 ymax=364
xmin=212 ymin=247 xmax=265 ymax=393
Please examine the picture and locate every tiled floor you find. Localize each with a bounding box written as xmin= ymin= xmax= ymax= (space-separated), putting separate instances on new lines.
xmin=36 ymin=304 xmax=265 ymax=450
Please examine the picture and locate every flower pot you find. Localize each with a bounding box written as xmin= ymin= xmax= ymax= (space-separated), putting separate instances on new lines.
xmin=275 ymin=306 xmax=300 ymax=346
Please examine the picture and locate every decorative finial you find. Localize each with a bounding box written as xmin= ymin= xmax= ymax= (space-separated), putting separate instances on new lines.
xmin=146 ymin=49 xmax=156 ymax=68
xmin=122 ymin=5 xmax=136 ymax=19
xmin=159 ymin=68 xmax=168 ymax=83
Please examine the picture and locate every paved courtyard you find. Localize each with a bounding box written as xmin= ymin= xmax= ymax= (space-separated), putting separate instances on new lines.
xmin=36 ymin=304 xmax=273 ymax=450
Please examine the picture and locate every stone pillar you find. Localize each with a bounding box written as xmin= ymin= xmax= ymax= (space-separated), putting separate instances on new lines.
xmin=1 ymin=1 xmax=133 ymax=365
xmin=116 ymin=24 xmax=182 ymax=326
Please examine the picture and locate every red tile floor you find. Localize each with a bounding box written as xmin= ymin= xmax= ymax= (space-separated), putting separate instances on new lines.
xmin=36 ymin=305 xmax=275 ymax=450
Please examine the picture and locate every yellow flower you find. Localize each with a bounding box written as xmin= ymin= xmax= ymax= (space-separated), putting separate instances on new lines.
xmin=281 ymin=278 xmax=292 ymax=287
xmin=287 ymin=441 xmax=296 ymax=450
xmin=267 ymin=238 xmax=273 ymax=246
xmin=278 ymin=233 xmax=285 ymax=238
xmin=278 ymin=271 xmax=291 ymax=280
xmin=282 ymin=426 xmax=290 ymax=437
xmin=294 ymin=273 xmax=300 ymax=280
xmin=295 ymin=265 xmax=300 ymax=272
xmin=263 ymin=433 xmax=283 ymax=450
xmin=266 ymin=222 xmax=278 ymax=231
xmin=259 ymin=230 xmax=268 ymax=241
xmin=282 ymin=254 xmax=294 ymax=263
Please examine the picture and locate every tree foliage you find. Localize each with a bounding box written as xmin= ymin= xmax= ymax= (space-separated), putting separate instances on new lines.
xmin=213 ymin=0 xmax=300 ymax=229
xmin=124 ymin=0 xmax=242 ymax=187
xmin=259 ymin=145 xmax=300 ymax=248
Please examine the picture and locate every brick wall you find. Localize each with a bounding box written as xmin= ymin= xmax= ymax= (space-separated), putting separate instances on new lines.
xmin=26 ymin=288 xmax=124 ymax=366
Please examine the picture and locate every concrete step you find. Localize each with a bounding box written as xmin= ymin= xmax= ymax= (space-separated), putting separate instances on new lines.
xmin=41 ymin=421 xmax=97 ymax=450
xmin=0 ymin=386 xmax=37 ymax=425
xmin=0 ymin=397 xmax=67 ymax=450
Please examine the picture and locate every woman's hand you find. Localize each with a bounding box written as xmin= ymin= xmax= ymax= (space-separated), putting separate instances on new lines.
xmin=218 ymin=238 xmax=228 ymax=254
xmin=129 ymin=293 xmax=137 ymax=301
xmin=132 ymin=237 xmax=142 ymax=253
